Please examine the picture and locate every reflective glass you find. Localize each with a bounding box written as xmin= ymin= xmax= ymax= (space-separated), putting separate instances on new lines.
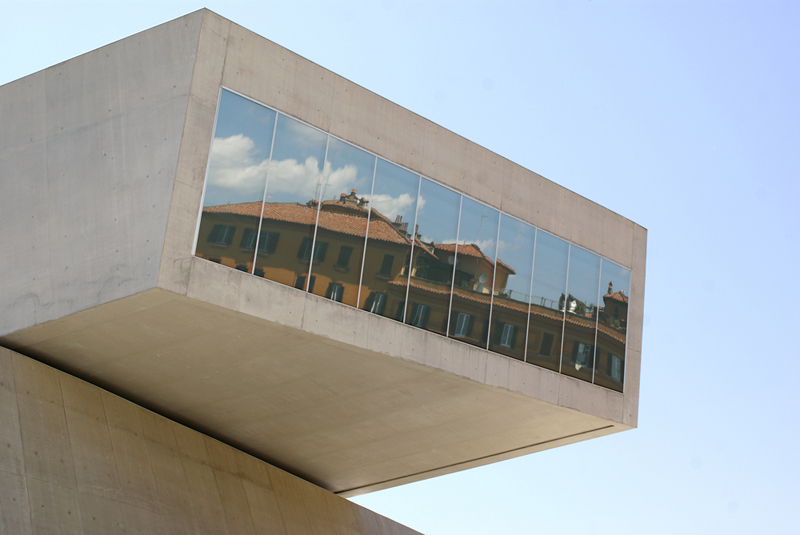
xmin=448 ymin=197 xmax=500 ymax=348
xmin=253 ymin=114 xmax=328 ymax=289
xmin=195 ymin=90 xmax=276 ymax=273
xmin=526 ymin=232 xmax=568 ymax=371
xmin=308 ymin=137 xmax=376 ymax=306
xmin=488 ymin=215 xmax=535 ymax=360
xmin=360 ymin=159 xmax=420 ymax=320
xmin=405 ymin=178 xmax=461 ymax=335
xmin=593 ymin=259 xmax=631 ymax=391
xmin=561 ymin=245 xmax=601 ymax=382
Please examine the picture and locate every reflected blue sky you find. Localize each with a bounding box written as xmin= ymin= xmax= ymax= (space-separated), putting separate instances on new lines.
xmin=600 ymin=258 xmax=632 ymax=301
xmin=531 ymin=231 xmax=569 ymax=307
xmin=367 ymin=159 xmax=420 ymax=223
xmin=416 ymin=178 xmax=460 ymax=244
xmin=321 ymin=137 xmax=375 ymax=202
xmin=494 ymin=215 xmax=536 ymax=298
xmin=456 ymin=196 xmax=499 ymax=256
xmin=267 ymin=114 xmax=328 ymax=204
xmin=203 ymin=90 xmax=276 ymax=207
xmin=566 ymin=245 xmax=601 ymax=307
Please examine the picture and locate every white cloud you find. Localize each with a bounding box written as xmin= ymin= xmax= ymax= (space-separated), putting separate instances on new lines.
xmin=370 ymin=192 xmax=416 ymax=221
xmin=206 ymin=135 xmax=371 ymax=206
xmin=205 ymin=134 xmax=269 ymax=204
xmin=267 ymin=156 xmax=323 ymax=200
xmin=319 ymin=163 xmax=364 ymax=200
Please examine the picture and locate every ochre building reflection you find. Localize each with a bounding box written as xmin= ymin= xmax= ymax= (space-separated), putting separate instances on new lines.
xmin=195 ymin=190 xmax=628 ymax=392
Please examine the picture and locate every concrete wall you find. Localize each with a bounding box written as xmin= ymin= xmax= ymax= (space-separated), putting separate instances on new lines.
xmin=0 ymin=346 xmax=420 ymax=534
xmin=0 ymin=12 xmax=205 ymax=337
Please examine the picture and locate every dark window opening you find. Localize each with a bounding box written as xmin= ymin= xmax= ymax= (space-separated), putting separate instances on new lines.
xmin=378 ymin=254 xmax=395 ymax=277
xmin=208 ymin=224 xmax=235 ymax=246
xmin=336 ymin=246 xmax=354 ymax=268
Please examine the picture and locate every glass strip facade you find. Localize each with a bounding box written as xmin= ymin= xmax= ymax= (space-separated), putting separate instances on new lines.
xmin=195 ymin=88 xmax=631 ymax=392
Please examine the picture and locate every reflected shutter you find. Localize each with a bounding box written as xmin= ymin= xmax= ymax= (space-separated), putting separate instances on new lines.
xmin=364 ymin=292 xmax=376 ymax=311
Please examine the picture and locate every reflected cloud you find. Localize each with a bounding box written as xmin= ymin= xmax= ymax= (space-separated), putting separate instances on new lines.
xmin=206 ymin=134 xmax=269 ymax=205
xmin=369 ymin=193 xmax=416 ymax=221
xmin=268 ymin=156 xmax=323 ymax=199
xmin=320 ymin=164 xmax=366 ymax=200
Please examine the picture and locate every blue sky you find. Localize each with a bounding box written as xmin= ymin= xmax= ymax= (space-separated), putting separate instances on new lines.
xmin=3 ymin=1 xmax=798 ymax=533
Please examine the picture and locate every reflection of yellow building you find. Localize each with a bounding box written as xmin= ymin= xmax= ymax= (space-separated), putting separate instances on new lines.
xmin=196 ymin=191 xmax=627 ymax=389
xmin=595 ymin=285 xmax=629 ymax=388
xmin=196 ymin=190 xmax=436 ymax=314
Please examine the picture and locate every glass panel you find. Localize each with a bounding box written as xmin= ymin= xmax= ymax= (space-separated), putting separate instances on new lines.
xmin=359 ymin=159 xmax=420 ymax=320
xmin=561 ymin=245 xmax=601 ymax=382
xmin=593 ymin=259 xmax=631 ymax=391
xmin=308 ymin=137 xmax=376 ymax=306
xmin=527 ymin=232 xmax=569 ymax=371
xmin=253 ymin=114 xmax=328 ymax=289
xmin=448 ymin=197 xmax=500 ymax=348
xmin=488 ymin=215 xmax=535 ymax=360
xmin=406 ymin=178 xmax=461 ymax=335
xmin=195 ymin=90 xmax=276 ymax=273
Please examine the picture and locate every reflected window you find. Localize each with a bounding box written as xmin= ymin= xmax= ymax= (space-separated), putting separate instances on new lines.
xmin=561 ymin=245 xmax=601 ymax=383
xmin=409 ymin=303 xmax=430 ymax=328
xmin=257 ymin=231 xmax=280 ymax=254
xmin=297 ymin=237 xmax=328 ymax=262
xmin=326 ymin=283 xmax=344 ymax=302
xmin=447 ymin=196 xmax=499 ymax=348
xmin=335 ymin=246 xmax=354 ymax=269
xmin=240 ymin=228 xmax=258 ymax=249
xmin=498 ymin=323 xmax=516 ymax=348
xmin=313 ymin=242 xmax=329 ymax=262
xmin=539 ymin=332 xmax=554 ymax=357
xmin=489 ymin=215 xmax=535 ymax=360
xmin=572 ymin=341 xmax=594 ymax=369
xmin=254 ymin=113 xmax=328 ymax=288
xmin=241 ymin=229 xmax=280 ymax=253
xmin=593 ymin=259 xmax=630 ymax=392
xmin=208 ymin=225 xmax=236 ymax=246
xmin=610 ymin=353 xmax=623 ymax=382
xmin=407 ymin=178 xmax=461 ymax=335
xmin=361 ymin=159 xmax=420 ymax=321
xmin=378 ymin=254 xmax=394 ymax=277
xmin=298 ymin=237 xmax=312 ymax=260
xmin=364 ymin=292 xmax=387 ymax=314
xmin=395 ymin=301 xmax=406 ymax=321
xmin=195 ymin=89 xmax=277 ymax=272
xmin=295 ymin=274 xmax=316 ymax=292
xmin=527 ymin=232 xmax=568 ymax=371
xmin=454 ymin=313 xmax=471 ymax=337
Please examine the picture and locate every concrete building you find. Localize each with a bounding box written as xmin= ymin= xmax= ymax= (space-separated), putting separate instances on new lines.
xmin=0 ymin=9 xmax=646 ymax=534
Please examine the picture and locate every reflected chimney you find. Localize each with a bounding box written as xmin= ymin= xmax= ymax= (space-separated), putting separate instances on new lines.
xmin=608 ymin=281 xmax=613 ymax=294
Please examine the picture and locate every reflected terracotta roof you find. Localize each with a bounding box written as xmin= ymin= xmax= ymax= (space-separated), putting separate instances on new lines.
xmin=204 ymin=201 xmax=433 ymax=253
xmin=603 ymin=291 xmax=629 ymax=304
xmin=433 ymin=243 xmax=516 ymax=275
xmin=204 ymin=202 xmax=265 ymax=218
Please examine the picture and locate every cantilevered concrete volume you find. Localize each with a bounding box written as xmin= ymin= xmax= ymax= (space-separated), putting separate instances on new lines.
xmin=0 ymin=9 xmax=645 ymax=533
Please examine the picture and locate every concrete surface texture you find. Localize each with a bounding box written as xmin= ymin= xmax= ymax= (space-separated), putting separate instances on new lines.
xmin=0 ymin=8 xmax=645 ymax=499
xmin=1 ymin=289 xmax=623 ymax=496
xmin=0 ymin=346 xmax=421 ymax=534
xmin=0 ymin=11 xmax=204 ymax=338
